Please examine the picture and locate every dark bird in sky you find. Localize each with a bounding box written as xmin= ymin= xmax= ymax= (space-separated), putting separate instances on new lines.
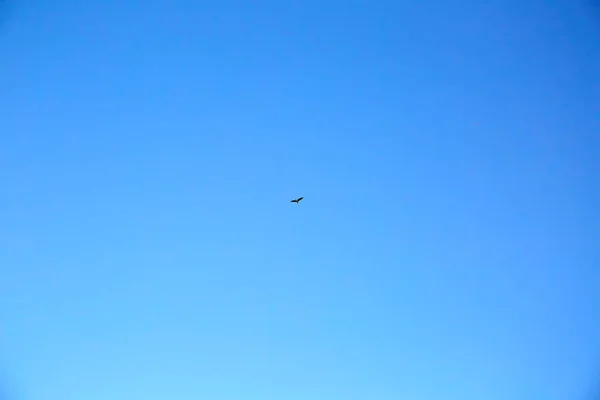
xmin=290 ymin=197 xmax=304 ymax=204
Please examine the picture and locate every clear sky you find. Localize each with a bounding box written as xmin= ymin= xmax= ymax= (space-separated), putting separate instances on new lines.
xmin=1 ymin=0 xmax=599 ymax=399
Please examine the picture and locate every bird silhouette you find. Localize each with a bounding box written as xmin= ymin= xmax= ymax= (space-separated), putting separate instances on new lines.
xmin=290 ymin=197 xmax=304 ymax=204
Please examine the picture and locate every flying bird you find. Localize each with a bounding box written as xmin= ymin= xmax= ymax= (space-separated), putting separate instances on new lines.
xmin=290 ymin=197 xmax=304 ymax=204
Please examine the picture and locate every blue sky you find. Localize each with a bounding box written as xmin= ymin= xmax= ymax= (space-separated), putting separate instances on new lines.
xmin=1 ymin=0 xmax=599 ymax=399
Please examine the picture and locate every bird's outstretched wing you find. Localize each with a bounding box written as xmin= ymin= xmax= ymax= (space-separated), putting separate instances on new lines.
xmin=297 ymin=197 xmax=304 ymax=202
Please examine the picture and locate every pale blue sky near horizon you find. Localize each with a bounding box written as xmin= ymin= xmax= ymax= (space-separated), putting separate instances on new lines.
xmin=1 ymin=0 xmax=599 ymax=399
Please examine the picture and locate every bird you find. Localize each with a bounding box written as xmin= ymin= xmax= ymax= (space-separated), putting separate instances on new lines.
xmin=290 ymin=197 xmax=304 ymax=204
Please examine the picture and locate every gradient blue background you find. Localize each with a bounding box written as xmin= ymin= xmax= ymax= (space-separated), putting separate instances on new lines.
xmin=1 ymin=1 xmax=599 ymax=399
